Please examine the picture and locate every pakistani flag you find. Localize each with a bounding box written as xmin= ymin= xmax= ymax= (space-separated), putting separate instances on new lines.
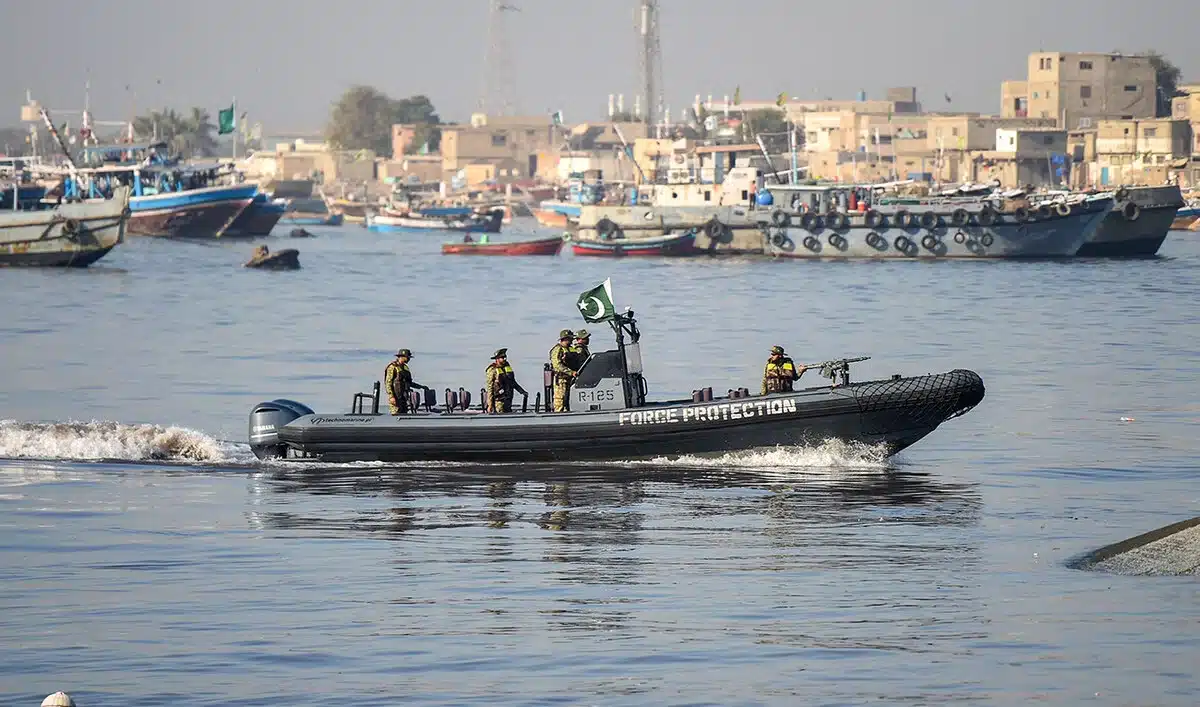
xmin=218 ymin=104 xmax=235 ymax=135
xmin=551 ymin=110 xmax=564 ymax=126
xmin=577 ymin=278 xmax=615 ymax=323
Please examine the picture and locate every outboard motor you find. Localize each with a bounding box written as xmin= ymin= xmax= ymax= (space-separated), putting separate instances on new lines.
xmin=248 ymin=398 xmax=314 ymax=460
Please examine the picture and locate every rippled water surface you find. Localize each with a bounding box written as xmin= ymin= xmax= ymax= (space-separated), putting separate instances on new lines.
xmin=1 ymin=224 xmax=1199 ymax=705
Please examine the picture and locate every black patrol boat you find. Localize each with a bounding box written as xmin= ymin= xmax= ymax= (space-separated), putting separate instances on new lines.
xmin=247 ymin=311 xmax=985 ymax=463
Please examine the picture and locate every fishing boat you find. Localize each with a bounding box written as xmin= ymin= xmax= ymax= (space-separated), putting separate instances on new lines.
xmin=760 ymin=184 xmax=1113 ymax=259
xmin=533 ymin=208 xmax=571 ymax=229
xmin=326 ymin=198 xmax=371 ymax=224
xmin=441 ymin=234 xmax=564 ymax=256
xmin=367 ymin=209 xmax=503 ymax=234
xmin=1170 ymin=203 xmax=1199 ymax=230
xmin=246 ymin=306 xmax=985 ymax=463
xmin=65 ymin=143 xmax=256 ymax=238
xmin=571 ymin=230 xmax=698 ymax=257
xmin=279 ymin=198 xmax=343 ymax=226
xmin=224 ymin=191 xmax=287 ymax=237
xmin=0 ymin=185 xmax=130 ymax=267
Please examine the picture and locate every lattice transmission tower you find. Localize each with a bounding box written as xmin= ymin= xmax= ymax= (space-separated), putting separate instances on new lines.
xmin=637 ymin=0 xmax=664 ymax=127
xmin=479 ymin=0 xmax=520 ymax=117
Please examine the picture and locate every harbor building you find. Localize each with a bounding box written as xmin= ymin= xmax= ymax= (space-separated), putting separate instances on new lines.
xmin=1001 ymin=52 xmax=1157 ymax=130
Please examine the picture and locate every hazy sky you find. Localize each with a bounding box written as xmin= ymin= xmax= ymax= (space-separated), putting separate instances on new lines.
xmin=3 ymin=0 xmax=1197 ymax=133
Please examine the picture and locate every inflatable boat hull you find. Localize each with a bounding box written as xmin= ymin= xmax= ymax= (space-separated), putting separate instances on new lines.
xmin=260 ymin=369 xmax=984 ymax=463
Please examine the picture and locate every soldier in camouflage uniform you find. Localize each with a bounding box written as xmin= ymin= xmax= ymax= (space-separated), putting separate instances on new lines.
xmin=761 ymin=345 xmax=804 ymax=395
xmin=385 ymin=348 xmax=429 ymax=415
xmin=549 ymin=329 xmax=576 ymax=412
xmin=485 ymin=348 xmax=527 ymax=413
xmin=570 ymin=329 xmax=591 ymax=372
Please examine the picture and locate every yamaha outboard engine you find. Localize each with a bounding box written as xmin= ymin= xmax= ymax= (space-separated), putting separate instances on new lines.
xmin=248 ymin=398 xmax=314 ymax=460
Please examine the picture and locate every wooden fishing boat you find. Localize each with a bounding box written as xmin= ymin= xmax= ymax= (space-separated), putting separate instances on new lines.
xmin=441 ymin=234 xmax=564 ymax=256
xmin=571 ymin=230 xmax=697 ymax=257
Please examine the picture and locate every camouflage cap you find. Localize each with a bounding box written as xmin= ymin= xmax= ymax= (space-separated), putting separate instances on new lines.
xmin=575 ymin=329 xmax=590 ymax=340
xmin=492 ymin=348 xmax=508 ymax=359
xmin=770 ymin=345 xmax=786 ymax=355
xmin=559 ymin=329 xmax=574 ymax=340
xmin=396 ymin=348 xmax=412 ymax=358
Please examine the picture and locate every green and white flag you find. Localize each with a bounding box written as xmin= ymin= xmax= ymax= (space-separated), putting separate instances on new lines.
xmin=577 ymin=278 xmax=615 ymax=323
xmin=217 ymin=104 xmax=235 ymax=135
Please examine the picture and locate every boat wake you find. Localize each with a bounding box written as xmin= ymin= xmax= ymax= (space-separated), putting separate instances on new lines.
xmin=0 ymin=419 xmax=254 ymax=465
xmin=0 ymin=420 xmax=892 ymax=478
xmin=633 ymin=439 xmax=893 ymax=473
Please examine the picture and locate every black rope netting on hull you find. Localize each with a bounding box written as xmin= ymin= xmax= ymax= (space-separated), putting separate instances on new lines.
xmin=852 ymin=370 xmax=984 ymax=434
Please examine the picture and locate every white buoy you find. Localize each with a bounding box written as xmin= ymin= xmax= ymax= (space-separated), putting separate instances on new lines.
xmin=41 ymin=693 xmax=75 ymax=707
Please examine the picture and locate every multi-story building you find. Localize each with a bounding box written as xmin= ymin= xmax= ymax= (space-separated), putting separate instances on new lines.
xmin=438 ymin=114 xmax=560 ymax=183
xmin=1093 ymin=118 xmax=1191 ymax=185
xmin=1001 ymin=52 xmax=1156 ymax=130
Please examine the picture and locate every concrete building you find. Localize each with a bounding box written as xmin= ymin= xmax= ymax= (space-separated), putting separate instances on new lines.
xmin=378 ymin=155 xmax=442 ymax=184
xmin=1003 ymin=52 xmax=1157 ymax=130
xmin=1000 ymin=81 xmax=1029 ymax=118
xmin=1169 ymin=84 xmax=1200 ymax=155
xmin=1092 ymin=118 xmax=1192 ymax=185
xmin=439 ymin=114 xmax=560 ymax=183
xmin=994 ymin=128 xmax=1069 ymax=156
xmin=927 ymin=116 xmax=1056 ymax=152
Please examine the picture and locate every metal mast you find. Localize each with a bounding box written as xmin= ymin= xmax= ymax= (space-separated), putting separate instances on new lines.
xmin=637 ymin=0 xmax=663 ymax=127
xmin=479 ymin=0 xmax=520 ymax=117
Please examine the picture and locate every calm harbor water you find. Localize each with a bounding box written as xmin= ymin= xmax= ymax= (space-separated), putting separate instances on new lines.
xmin=1 ymin=222 xmax=1198 ymax=706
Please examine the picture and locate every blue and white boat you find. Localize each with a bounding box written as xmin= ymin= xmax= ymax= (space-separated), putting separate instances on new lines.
xmin=69 ymin=142 xmax=258 ymax=238
xmin=224 ymin=191 xmax=287 ymax=237
xmin=367 ymin=209 xmax=503 ymax=234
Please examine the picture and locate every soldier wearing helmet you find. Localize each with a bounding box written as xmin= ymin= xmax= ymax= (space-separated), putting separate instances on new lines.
xmin=569 ymin=328 xmax=591 ymax=372
xmin=485 ymin=348 xmax=527 ymax=413
xmin=762 ymin=345 xmax=804 ymax=395
xmin=549 ymin=329 xmax=576 ymax=412
xmin=385 ymin=348 xmax=429 ymax=415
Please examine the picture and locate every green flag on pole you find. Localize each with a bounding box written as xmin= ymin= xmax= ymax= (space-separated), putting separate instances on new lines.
xmin=577 ymin=278 xmax=615 ymax=323
xmin=218 ymin=104 xmax=235 ymax=135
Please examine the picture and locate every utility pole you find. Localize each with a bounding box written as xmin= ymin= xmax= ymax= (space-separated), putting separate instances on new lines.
xmin=637 ymin=0 xmax=663 ymax=128
xmin=479 ymin=0 xmax=520 ymax=117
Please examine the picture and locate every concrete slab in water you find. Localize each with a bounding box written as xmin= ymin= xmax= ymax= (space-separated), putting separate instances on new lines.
xmin=1072 ymin=517 xmax=1200 ymax=576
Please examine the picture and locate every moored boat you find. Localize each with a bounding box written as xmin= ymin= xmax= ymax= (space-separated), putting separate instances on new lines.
xmin=533 ymin=208 xmax=571 ymax=229
xmin=126 ymin=182 xmax=257 ymax=237
xmin=441 ymin=234 xmax=564 ymax=256
xmin=571 ymin=230 xmax=698 ymax=257
xmin=68 ymin=142 xmax=257 ymax=238
xmin=0 ymin=185 xmax=130 ymax=267
xmin=1071 ymin=185 xmax=1183 ymax=257
xmin=760 ymin=185 xmax=1113 ymax=258
xmin=367 ymin=209 xmax=503 ymax=234
xmin=280 ymin=198 xmax=343 ymax=226
xmin=1170 ymin=204 xmax=1199 ymax=231
xmin=217 ymin=191 xmax=285 ymax=237
xmin=247 ymin=304 xmax=985 ymax=463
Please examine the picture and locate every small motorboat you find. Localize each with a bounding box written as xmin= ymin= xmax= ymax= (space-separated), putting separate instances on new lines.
xmin=244 ymin=246 xmax=300 ymax=270
xmin=289 ymin=228 xmax=315 ymax=238
xmin=571 ymin=230 xmax=698 ymax=257
xmin=441 ymin=234 xmax=564 ymax=256
xmin=368 ymin=209 xmax=503 ymax=234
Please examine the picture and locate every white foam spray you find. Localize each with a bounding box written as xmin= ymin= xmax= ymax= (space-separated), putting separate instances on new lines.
xmin=0 ymin=420 xmax=253 ymax=465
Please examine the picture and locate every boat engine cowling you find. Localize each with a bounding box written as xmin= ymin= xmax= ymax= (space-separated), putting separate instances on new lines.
xmin=248 ymin=398 xmax=314 ymax=459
